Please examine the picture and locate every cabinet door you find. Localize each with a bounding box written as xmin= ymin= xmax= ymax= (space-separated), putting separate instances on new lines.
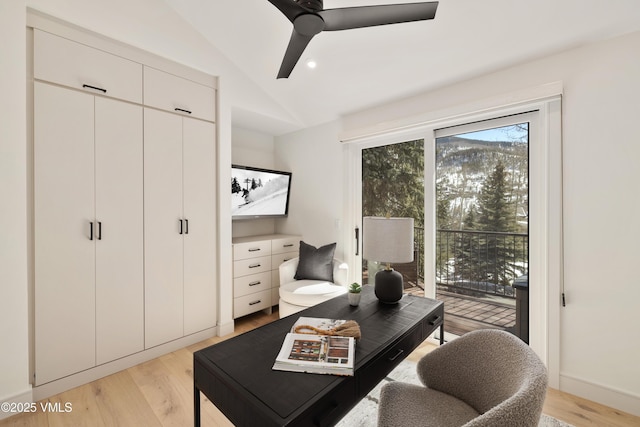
xmin=183 ymin=118 xmax=217 ymax=334
xmin=95 ymin=97 xmax=144 ymax=364
xmin=144 ymin=108 xmax=184 ymax=348
xmin=34 ymin=82 xmax=96 ymax=385
xmin=143 ymin=66 xmax=216 ymax=121
xmin=34 ymin=29 xmax=142 ymax=104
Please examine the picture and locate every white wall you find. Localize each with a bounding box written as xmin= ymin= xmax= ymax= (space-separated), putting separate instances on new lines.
xmin=275 ymin=31 xmax=640 ymax=415
xmin=231 ymin=127 xmax=278 ymax=238
xmin=275 ymin=121 xmax=347 ymax=261
xmin=0 ymin=0 xmax=30 ymax=411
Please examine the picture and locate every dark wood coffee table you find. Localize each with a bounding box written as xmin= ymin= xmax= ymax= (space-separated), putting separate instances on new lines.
xmin=193 ymin=286 xmax=444 ymax=427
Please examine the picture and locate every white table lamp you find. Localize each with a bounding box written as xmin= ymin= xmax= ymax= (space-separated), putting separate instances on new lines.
xmin=363 ymin=216 xmax=414 ymax=303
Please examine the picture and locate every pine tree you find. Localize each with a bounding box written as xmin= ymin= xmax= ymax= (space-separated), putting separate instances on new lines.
xmin=474 ymin=161 xmax=516 ymax=284
xmin=454 ymin=205 xmax=483 ymax=281
xmin=231 ymin=177 xmax=242 ymax=194
xmin=476 ymin=161 xmax=515 ymax=233
xmin=435 ymin=179 xmax=451 ymax=279
xmin=362 ymin=140 xmax=424 ymax=226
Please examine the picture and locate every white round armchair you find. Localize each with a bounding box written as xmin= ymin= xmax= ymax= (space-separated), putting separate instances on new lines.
xmin=278 ymin=257 xmax=349 ymax=318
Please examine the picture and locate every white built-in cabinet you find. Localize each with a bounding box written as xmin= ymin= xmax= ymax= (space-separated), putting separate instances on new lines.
xmin=34 ymin=82 xmax=144 ymax=384
xmin=144 ymin=106 xmax=217 ymax=348
xmin=32 ymin=27 xmax=217 ymax=386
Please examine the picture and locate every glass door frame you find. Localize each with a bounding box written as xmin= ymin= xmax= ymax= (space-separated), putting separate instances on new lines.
xmin=343 ymin=97 xmax=562 ymax=388
xmin=434 ymin=111 xmax=537 ymax=343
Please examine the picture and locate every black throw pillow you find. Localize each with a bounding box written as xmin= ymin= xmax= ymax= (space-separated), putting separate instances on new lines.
xmin=294 ymin=241 xmax=336 ymax=282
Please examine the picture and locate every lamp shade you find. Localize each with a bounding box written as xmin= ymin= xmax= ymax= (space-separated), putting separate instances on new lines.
xmin=363 ymin=217 xmax=414 ymax=264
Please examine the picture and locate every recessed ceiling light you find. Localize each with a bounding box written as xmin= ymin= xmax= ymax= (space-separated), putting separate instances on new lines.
xmin=305 ymin=58 xmax=317 ymax=69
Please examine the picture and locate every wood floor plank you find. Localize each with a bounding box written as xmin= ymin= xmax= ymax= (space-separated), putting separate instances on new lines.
xmin=543 ymin=388 xmax=639 ymax=427
xmin=44 ymin=383 xmax=105 ymax=427
xmin=91 ymin=371 xmax=161 ymax=427
xmin=128 ymin=358 xmax=192 ymax=427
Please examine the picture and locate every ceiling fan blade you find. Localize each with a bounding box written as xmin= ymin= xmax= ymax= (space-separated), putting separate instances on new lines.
xmin=277 ymin=30 xmax=315 ymax=78
xmin=267 ymin=0 xmax=307 ymax=23
xmin=319 ymin=2 xmax=438 ymax=31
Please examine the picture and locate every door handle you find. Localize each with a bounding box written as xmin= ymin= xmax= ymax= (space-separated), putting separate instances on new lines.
xmin=355 ymin=227 xmax=360 ymax=256
xmin=185 ymin=219 xmax=189 ymax=234
xmin=90 ymin=221 xmax=94 ymax=241
xmin=97 ymin=221 xmax=102 ymax=240
xmin=179 ymin=219 xmax=183 ymax=235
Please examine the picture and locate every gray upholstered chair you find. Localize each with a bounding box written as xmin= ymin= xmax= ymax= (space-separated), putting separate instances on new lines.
xmin=378 ymin=329 xmax=548 ymax=427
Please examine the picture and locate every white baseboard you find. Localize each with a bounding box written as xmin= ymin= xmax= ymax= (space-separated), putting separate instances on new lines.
xmin=33 ymin=328 xmax=217 ymax=402
xmin=0 ymin=388 xmax=34 ymax=421
xmin=217 ymin=319 xmax=235 ymax=337
xmin=560 ymin=373 xmax=640 ymax=417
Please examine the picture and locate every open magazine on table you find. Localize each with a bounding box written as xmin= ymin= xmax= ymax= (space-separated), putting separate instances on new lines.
xmin=272 ymin=317 xmax=356 ymax=376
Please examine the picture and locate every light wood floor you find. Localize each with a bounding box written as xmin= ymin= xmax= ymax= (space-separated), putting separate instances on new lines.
xmin=3 ymin=309 xmax=639 ymax=427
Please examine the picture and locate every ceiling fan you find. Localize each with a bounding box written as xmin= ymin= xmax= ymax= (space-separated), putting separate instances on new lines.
xmin=268 ymin=0 xmax=439 ymax=78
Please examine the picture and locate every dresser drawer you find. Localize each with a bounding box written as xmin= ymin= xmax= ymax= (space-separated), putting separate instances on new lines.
xmin=234 ymin=272 xmax=272 ymax=298
xmin=34 ymin=30 xmax=142 ymax=104
xmin=422 ymin=303 xmax=445 ymax=336
xmin=143 ymin=66 xmax=216 ymax=121
xmin=233 ymin=256 xmax=272 ymax=277
xmin=271 ymin=236 xmax=299 ymax=255
xmin=233 ymin=240 xmax=272 ymax=261
xmin=295 ymin=377 xmax=356 ymax=427
xmin=233 ymin=290 xmax=271 ymax=318
xmin=358 ymin=324 xmax=423 ymax=396
xmin=271 ymin=251 xmax=297 ymax=270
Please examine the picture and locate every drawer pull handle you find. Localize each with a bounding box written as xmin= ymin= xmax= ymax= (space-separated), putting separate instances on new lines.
xmin=249 ymin=263 xmax=261 ymax=269
xmin=82 ymin=84 xmax=107 ymax=93
xmin=388 ymin=349 xmax=404 ymax=362
xmin=249 ymin=281 xmax=261 ymax=287
xmin=248 ymin=248 xmax=261 ymax=252
xmin=175 ymin=108 xmax=192 ymax=115
xmin=429 ymin=315 xmax=442 ymax=326
xmin=249 ymin=300 xmax=261 ymax=306
xmin=283 ymin=244 xmax=294 ymax=247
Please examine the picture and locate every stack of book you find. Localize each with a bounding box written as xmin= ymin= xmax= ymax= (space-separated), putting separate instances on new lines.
xmin=272 ymin=317 xmax=356 ymax=376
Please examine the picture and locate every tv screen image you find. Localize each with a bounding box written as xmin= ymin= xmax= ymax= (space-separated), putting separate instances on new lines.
xmin=231 ymin=165 xmax=292 ymax=220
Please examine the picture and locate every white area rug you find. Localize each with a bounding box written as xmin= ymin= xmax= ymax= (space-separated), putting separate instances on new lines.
xmin=337 ymin=359 xmax=573 ymax=427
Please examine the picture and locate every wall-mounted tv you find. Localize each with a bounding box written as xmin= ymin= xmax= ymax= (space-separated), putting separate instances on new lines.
xmin=231 ymin=164 xmax=292 ymax=220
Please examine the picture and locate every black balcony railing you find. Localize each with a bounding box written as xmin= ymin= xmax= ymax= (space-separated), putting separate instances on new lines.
xmin=368 ymin=227 xmax=527 ymax=300
xmin=436 ymin=229 xmax=528 ymax=298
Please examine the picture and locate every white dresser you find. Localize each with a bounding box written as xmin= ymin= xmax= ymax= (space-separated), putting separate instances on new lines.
xmin=232 ymin=234 xmax=300 ymax=318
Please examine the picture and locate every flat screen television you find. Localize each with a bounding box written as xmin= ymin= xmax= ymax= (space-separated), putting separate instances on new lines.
xmin=231 ymin=164 xmax=292 ymax=220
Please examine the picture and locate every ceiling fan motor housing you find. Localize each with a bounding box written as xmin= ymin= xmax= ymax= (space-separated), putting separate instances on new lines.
xmin=295 ymin=0 xmax=323 ymax=12
xmin=294 ymin=14 xmax=325 ymax=36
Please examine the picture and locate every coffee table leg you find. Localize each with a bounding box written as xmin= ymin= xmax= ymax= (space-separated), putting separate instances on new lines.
xmin=194 ymin=384 xmax=201 ymax=427
xmin=439 ymin=323 xmax=444 ymax=345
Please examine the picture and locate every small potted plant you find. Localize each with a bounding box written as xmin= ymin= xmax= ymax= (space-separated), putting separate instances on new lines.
xmin=348 ymin=282 xmax=362 ymax=306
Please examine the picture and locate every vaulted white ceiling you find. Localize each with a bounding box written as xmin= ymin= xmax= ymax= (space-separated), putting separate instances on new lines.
xmin=164 ymin=0 xmax=640 ymax=135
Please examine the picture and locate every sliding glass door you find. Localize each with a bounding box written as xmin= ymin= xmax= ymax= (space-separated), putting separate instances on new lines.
xmin=434 ymin=115 xmax=531 ymax=339
xmin=346 ymin=97 xmax=561 ymax=384
xmin=361 ymin=140 xmax=424 ymax=290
